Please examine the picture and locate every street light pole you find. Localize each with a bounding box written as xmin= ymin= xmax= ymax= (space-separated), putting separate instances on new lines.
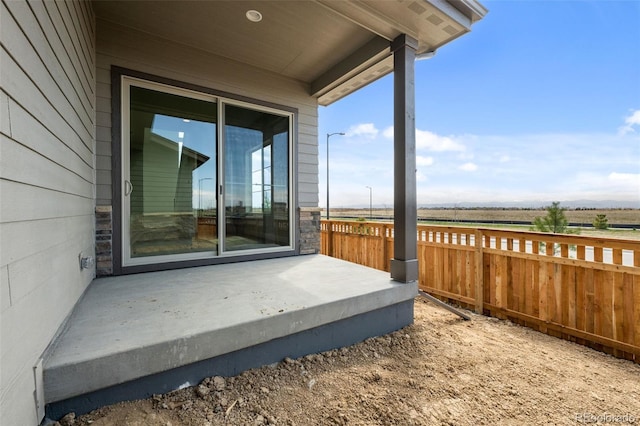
xmin=326 ymin=132 xmax=345 ymax=219
xmin=366 ymin=186 xmax=372 ymax=219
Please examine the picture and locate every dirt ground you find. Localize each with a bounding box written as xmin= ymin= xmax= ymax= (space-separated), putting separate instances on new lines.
xmin=61 ymin=298 xmax=639 ymax=426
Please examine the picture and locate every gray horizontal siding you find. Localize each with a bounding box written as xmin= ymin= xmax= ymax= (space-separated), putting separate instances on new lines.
xmin=36 ymin=0 xmax=95 ymax=105
xmin=297 ymin=118 xmax=318 ymax=206
xmin=6 ymin=99 xmax=94 ymax=185
xmin=4 ymin=1 xmax=94 ymax=143
xmin=0 ymin=180 xmax=94 ymax=223
xmin=1 ymin=49 xmax=93 ymax=166
xmin=0 ymin=1 xmax=95 ymax=424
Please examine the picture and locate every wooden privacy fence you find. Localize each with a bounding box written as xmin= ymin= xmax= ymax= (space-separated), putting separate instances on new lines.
xmin=321 ymin=220 xmax=640 ymax=363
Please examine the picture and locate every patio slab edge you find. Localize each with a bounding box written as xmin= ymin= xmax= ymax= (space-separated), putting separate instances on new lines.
xmin=44 ymin=298 xmax=415 ymax=420
xmin=44 ymin=280 xmax=417 ymax=403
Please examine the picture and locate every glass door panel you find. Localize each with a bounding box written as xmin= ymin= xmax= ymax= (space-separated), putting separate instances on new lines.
xmin=223 ymin=104 xmax=290 ymax=251
xmin=126 ymin=84 xmax=217 ymax=261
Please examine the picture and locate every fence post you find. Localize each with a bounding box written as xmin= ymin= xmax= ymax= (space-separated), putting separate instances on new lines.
xmin=381 ymin=224 xmax=389 ymax=272
xmin=474 ymin=229 xmax=484 ymax=314
xmin=327 ymin=220 xmax=334 ymax=257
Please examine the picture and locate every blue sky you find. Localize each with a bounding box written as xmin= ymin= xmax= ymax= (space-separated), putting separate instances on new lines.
xmin=318 ymin=0 xmax=640 ymax=208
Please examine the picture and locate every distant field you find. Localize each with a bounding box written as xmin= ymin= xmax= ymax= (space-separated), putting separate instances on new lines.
xmin=330 ymin=208 xmax=639 ymax=225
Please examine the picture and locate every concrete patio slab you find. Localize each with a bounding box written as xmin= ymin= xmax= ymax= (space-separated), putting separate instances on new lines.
xmin=43 ymin=255 xmax=417 ymax=411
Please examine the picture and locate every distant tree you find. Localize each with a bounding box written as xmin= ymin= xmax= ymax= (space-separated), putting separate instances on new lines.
xmin=593 ymin=214 xmax=609 ymax=230
xmin=532 ymin=202 xmax=576 ymax=234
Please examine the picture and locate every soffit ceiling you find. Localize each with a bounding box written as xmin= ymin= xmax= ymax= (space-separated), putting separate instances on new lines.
xmin=92 ymin=0 xmax=486 ymax=106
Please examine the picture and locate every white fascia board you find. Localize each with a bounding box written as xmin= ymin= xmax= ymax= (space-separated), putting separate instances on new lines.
xmin=425 ymin=0 xmax=475 ymax=30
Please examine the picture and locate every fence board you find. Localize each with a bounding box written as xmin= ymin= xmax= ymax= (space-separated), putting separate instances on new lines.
xmin=444 ymin=246 xmax=451 ymax=294
xmin=552 ymin=264 xmax=562 ymax=325
xmin=518 ymin=258 xmax=527 ymax=314
xmin=527 ymin=260 xmax=538 ymax=318
xmin=565 ymin=265 xmax=577 ymax=330
xmin=602 ymin=271 xmax=614 ymax=341
xmin=634 ymin=276 xmax=640 ymax=348
xmin=455 ymin=249 xmax=462 ymax=296
xmin=575 ymin=266 xmax=586 ymax=334
xmin=492 ymin=255 xmax=500 ymax=306
xmin=465 ymin=251 xmax=472 ymax=299
xmin=508 ymin=256 xmax=516 ymax=312
xmin=520 ymin=258 xmax=528 ymax=314
xmin=614 ymin=273 xmax=626 ymax=345
xmin=436 ymin=246 xmax=444 ymax=292
xmin=584 ymin=268 xmax=595 ymax=335
xmin=501 ymin=255 xmax=509 ymax=315
xmin=538 ymin=261 xmax=549 ymax=333
xmin=474 ymin=230 xmax=483 ymax=314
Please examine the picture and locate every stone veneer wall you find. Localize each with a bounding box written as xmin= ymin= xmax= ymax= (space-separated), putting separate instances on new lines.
xmin=95 ymin=206 xmax=113 ymax=276
xmin=299 ymin=207 xmax=322 ymax=255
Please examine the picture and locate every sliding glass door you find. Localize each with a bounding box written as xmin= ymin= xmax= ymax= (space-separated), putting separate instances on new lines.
xmin=121 ymin=77 xmax=292 ymax=267
xmin=223 ymin=104 xmax=290 ymax=252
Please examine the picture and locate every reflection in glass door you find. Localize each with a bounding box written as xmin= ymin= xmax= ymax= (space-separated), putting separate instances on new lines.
xmin=124 ymin=82 xmax=217 ymax=264
xmin=223 ymin=104 xmax=290 ymax=252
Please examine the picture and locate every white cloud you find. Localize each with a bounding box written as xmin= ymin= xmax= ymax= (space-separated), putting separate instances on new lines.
xmin=346 ymin=123 xmax=378 ymax=139
xmin=458 ymin=162 xmax=478 ymax=171
xmin=416 ymin=155 xmax=434 ymax=166
xmin=618 ymin=109 xmax=640 ymax=135
xmin=382 ymin=127 xmax=466 ymax=152
xmin=416 ymin=129 xmax=466 ymax=152
xmin=608 ymin=172 xmax=640 ymax=184
xmin=499 ymin=155 xmax=511 ymax=163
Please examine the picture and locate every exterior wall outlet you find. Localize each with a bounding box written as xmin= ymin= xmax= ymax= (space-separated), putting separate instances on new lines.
xmin=79 ymin=253 xmax=95 ymax=270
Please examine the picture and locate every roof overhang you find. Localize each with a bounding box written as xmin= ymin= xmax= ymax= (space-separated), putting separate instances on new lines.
xmin=92 ymin=0 xmax=487 ymax=106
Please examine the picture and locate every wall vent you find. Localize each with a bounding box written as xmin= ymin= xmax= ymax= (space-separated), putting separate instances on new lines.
xmin=426 ymin=14 xmax=444 ymax=25
xmin=443 ymin=25 xmax=459 ymax=35
xmin=408 ymin=2 xmax=426 ymax=15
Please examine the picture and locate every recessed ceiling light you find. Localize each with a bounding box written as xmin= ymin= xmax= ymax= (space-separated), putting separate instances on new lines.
xmin=246 ymin=10 xmax=262 ymax=22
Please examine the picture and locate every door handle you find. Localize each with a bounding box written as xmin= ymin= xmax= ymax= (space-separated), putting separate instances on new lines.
xmin=124 ymin=180 xmax=133 ymax=196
